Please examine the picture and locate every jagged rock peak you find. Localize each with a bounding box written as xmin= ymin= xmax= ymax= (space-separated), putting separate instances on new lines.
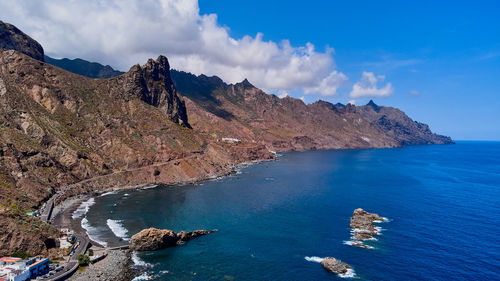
xmin=0 ymin=21 xmax=44 ymax=61
xmin=235 ymin=78 xmax=255 ymax=89
xmin=124 ymin=55 xmax=191 ymax=128
xmin=366 ymin=99 xmax=380 ymax=111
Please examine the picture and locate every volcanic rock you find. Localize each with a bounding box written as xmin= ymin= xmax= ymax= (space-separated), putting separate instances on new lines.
xmin=346 ymin=208 xmax=388 ymax=248
xmin=130 ymin=227 xmax=216 ymax=251
xmin=321 ymin=257 xmax=351 ymax=274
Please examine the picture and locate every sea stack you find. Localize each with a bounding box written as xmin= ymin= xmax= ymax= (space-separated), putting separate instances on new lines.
xmin=346 ymin=208 xmax=388 ymax=248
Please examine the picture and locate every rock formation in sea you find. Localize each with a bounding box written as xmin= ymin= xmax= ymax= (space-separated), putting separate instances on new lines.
xmin=129 ymin=227 xmax=216 ymax=251
xmin=321 ymin=257 xmax=351 ymax=274
xmin=346 ymin=208 xmax=388 ymax=248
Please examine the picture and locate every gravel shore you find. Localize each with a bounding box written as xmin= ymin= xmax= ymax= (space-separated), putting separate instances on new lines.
xmin=68 ymin=250 xmax=136 ymax=281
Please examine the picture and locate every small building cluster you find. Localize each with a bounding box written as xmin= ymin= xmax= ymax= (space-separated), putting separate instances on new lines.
xmin=0 ymin=257 xmax=49 ymax=281
xmin=221 ymin=137 xmax=241 ymax=144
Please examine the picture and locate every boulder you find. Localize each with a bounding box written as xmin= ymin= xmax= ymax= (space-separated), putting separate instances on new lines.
xmin=321 ymin=257 xmax=351 ymax=274
xmin=129 ymin=228 xmax=177 ymax=251
xmin=130 ymin=227 xmax=216 ymax=251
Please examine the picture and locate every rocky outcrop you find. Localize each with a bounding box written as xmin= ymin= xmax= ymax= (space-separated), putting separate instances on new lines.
xmin=0 ymin=21 xmax=44 ymax=61
xmin=321 ymin=257 xmax=351 ymax=274
xmin=129 ymin=227 xmax=216 ymax=251
xmin=122 ymin=56 xmax=190 ymax=128
xmin=346 ymin=208 xmax=388 ymax=248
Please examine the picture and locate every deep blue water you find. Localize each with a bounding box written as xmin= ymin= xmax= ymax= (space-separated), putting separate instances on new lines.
xmin=84 ymin=142 xmax=500 ymax=280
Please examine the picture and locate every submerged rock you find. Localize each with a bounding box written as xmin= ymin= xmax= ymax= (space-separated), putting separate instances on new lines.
xmin=321 ymin=257 xmax=351 ymax=274
xmin=130 ymin=227 xmax=216 ymax=251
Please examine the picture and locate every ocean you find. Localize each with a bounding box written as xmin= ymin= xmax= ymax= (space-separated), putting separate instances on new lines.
xmin=81 ymin=141 xmax=500 ymax=280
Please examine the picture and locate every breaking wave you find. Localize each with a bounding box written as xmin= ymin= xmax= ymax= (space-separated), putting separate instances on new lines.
xmin=72 ymin=198 xmax=95 ymax=219
xmin=339 ymin=268 xmax=357 ymax=278
xmin=100 ymin=191 xmax=117 ymax=197
xmin=81 ymin=217 xmax=108 ymax=247
xmin=132 ymin=251 xmax=152 ymax=267
xmin=132 ymin=272 xmax=154 ymax=281
xmin=305 ymin=256 xmax=325 ymax=263
xmin=106 ymin=219 xmax=129 ymax=241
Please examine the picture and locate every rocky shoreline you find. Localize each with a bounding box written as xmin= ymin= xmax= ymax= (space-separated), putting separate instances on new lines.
xmin=68 ymin=249 xmax=136 ymax=281
xmin=48 ymin=157 xmax=270 ymax=280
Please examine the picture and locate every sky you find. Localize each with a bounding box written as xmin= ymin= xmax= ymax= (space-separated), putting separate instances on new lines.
xmin=0 ymin=0 xmax=499 ymax=140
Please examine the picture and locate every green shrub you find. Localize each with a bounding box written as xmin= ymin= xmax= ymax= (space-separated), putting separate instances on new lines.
xmin=77 ymin=254 xmax=90 ymax=265
xmin=12 ymin=251 xmax=31 ymax=259
xmin=88 ymin=249 xmax=94 ymax=256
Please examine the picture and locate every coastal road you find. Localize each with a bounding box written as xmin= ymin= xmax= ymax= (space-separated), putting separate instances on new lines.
xmin=45 ymin=234 xmax=90 ymax=281
xmin=37 ymin=147 xmax=208 ymax=222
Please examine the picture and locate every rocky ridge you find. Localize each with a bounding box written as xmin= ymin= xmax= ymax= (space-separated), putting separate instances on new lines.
xmin=129 ymin=227 xmax=216 ymax=251
xmin=44 ymin=56 xmax=124 ymax=79
xmin=0 ymin=20 xmax=44 ymax=61
xmin=171 ymin=70 xmax=453 ymax=151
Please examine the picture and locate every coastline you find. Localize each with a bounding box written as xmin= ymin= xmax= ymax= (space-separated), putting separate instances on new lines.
xmin=49 ymin=156 xmax=274 ymax=280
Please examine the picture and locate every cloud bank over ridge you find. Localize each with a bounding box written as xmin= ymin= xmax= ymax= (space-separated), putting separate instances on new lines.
xmin=0 ymin=0 xmax=391 ymax=99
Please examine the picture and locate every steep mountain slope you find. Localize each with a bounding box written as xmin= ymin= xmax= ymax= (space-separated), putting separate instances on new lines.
xmin=44 ymin=55 xmax=124 ymax=78
xmin=171 ymin=70 xmax=452 ymax=151
xmin=40 ymin=50 xmax=453 ymax=150
xmin=0 ymin=28 xmax=271 ymax=256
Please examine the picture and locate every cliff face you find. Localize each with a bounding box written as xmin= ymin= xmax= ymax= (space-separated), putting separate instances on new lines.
xmin=122 ymin=56 xmax=191 ymax=128
xmin=172 ymin=70 xmax=452 ymax=151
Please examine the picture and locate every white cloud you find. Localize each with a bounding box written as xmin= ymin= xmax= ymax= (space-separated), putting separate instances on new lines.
xmin=276 ymin=90 xmax=289 ymax=99
xmin=349 ymin=72 xmax=394 ymax=98
xmin=348 ymin=100 xmax=356 ymax=105
xmin=303 ymin=70 xmax=348 ymax=96
xmin=0 ymin=0 xmax=347 ymax=96
xmin=410 ymin=90 xmax=420 ymax=96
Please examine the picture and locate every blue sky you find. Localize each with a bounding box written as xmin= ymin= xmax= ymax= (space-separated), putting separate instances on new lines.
xmin=200 ymin=0 xmax=500 ymax=140
xmin=1 ymin=0 xmax=498 ymax=140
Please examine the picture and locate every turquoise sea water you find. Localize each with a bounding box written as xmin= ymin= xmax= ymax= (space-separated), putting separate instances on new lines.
xmin=84 ymin=142 xmax=500 ymax=280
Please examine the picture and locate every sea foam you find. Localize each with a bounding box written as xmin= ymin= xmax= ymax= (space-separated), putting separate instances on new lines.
xmin=304 ymin=256 xmax=325 ymax=263
xmin=71 ymin=198 xmax=95 ymax=219
xmin=81 ymin=217 xmax=108 ymax=247
xmin=305 ymin=256 xmax=357 ymax=278
xmin=339 ymin=268 xmax=357 ymax=278
xmin=132 ymin=272 xmax=154 ymax=281
xmin=131 ymin=251 xmax=152 ymax=267
xmin=106 ymin=219 xmax=129 ymax=241
xmin=100 ymin=191 xmax=117 ymax=197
